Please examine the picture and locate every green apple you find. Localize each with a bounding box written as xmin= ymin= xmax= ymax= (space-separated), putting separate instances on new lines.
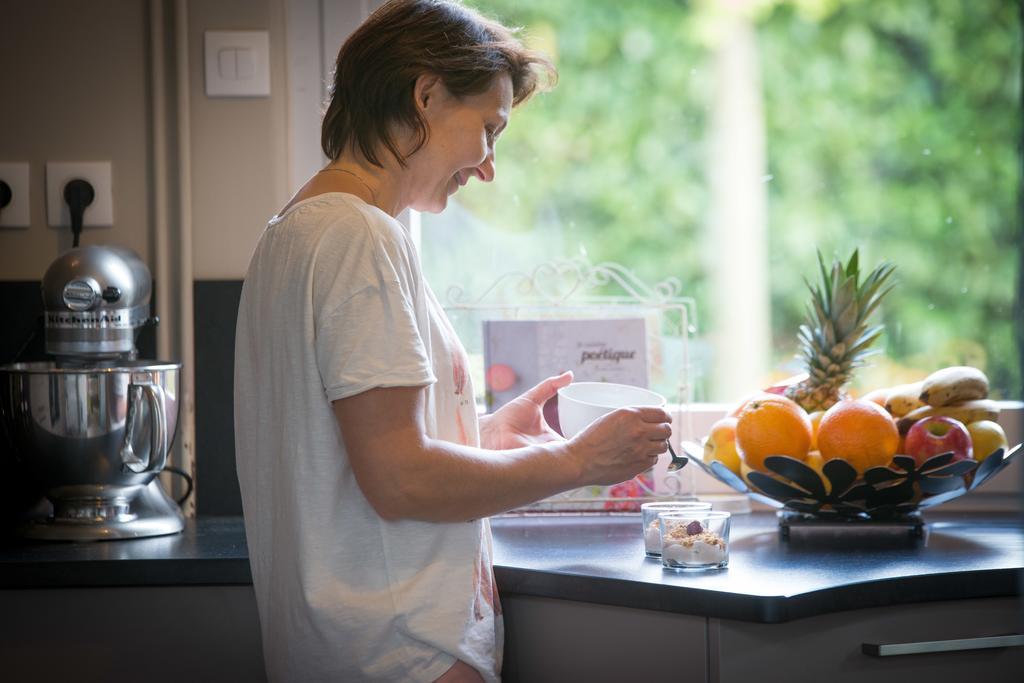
xmin=704 ymin=416 xmax=741 ymax=475
xmin=967 ymin=420 xmax=1009 ymax=463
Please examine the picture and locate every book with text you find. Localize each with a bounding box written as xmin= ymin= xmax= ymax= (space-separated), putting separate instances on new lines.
xmin=482 ymin=317 xmax=649 ymax=410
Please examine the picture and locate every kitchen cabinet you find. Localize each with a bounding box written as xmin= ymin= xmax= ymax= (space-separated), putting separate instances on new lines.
xmin=0 ymin=585 xmax=265 ymax=682
xmin=710 ymin=597 xmax=1022 ymax=683
xmin=0 ymin=516 xmax=265 ymax=682
xmin=0 ymin=513 xmax=1020 ymax=682
xmin=492 ymin=513 xmax=1023 ymax=682
xmin=501 ymin=594 xmax=1022 ymax=683
xmin=501 ymin=595 xmax=706 ymax=681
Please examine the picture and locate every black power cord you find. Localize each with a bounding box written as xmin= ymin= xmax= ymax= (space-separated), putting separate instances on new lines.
xmin=162 ymin=466 xmax=195 ymax=506
xmin=63 ymin=178 xmax=95 ymax=248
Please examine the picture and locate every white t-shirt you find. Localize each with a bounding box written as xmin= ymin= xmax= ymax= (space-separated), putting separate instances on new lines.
xmin=234 ymin=193 xmax=502 ymax=682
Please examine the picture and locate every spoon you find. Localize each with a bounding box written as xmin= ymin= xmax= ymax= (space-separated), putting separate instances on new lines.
xmin=667 ymin=442 xmax=688 ymax=472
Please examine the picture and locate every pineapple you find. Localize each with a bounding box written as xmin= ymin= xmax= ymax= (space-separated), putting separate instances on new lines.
xmin=784 ymin=250 xmax=897 ymax=413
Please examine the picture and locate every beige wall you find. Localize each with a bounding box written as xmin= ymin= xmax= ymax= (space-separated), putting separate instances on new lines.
xmin=0 ymin=0 xmax=152 ymax=278
xmin=187 ymin=0 xmax=290 ymax=279
xmin=0 ymin=0 xmax=290 ymax=282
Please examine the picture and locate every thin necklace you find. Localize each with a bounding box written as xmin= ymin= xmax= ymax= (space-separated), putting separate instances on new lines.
xmin=318 ymin=167 xmax=378 ymax=205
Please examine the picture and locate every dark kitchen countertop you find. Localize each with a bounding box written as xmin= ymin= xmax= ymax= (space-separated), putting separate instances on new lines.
xmin=0 ymin=515 xmax=252 ymax=588
xmin=1 ymin=512 xmax=1021 ymax=623
xmin=490 ymin=511 xmax=1024 ymax=622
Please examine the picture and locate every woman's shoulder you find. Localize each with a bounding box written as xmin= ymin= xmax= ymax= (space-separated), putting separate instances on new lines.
xmin=283 ymin=195 xmax=422 ymax=289
xmin=273 ymin=193 xmax=408 ymax=248
xmin=272 ymin=192 xmax=367 ymax=227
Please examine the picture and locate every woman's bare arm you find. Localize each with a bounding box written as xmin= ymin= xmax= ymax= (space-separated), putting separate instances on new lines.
xmin=333 ymin=385 xmax=670 ymax=522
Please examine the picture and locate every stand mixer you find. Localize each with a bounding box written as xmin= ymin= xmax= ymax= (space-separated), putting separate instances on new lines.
xmin=0 ymin=245 xmax=185 ymax=541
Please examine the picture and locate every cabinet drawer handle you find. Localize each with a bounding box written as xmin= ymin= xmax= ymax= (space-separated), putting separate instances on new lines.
xmin=862 ymin=634 xmax=1024 ymax=657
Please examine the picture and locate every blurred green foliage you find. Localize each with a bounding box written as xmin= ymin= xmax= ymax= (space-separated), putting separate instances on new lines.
xmin=422 ymin=0 xmax=1021 ymax=400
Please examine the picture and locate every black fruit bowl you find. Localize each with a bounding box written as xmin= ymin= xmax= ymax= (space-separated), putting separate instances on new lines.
xmin=682 ymin=440 xmax=1022 ymax=522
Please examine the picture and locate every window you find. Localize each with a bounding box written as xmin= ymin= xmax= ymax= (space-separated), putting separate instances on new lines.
xmin=419 ymin=0 xmax=1022 ymax=405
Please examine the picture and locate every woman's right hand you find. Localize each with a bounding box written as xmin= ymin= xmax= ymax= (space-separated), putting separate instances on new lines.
xmin=564 ymin=406 xmax=673 ymax=485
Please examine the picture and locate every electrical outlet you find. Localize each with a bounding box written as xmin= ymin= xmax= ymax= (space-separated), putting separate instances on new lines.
xmin=45 ymin=161 xmax=114 ymax=228
xmin=0 ymin=162 xmax=31 ymax=228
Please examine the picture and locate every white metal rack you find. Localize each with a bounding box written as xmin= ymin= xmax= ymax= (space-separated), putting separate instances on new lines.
xmin=442 ymin=254 xmax=699 ymax=510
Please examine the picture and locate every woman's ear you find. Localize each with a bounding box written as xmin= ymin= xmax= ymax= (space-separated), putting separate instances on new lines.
xmin=413 ymin=73 xmax=444 ymax=113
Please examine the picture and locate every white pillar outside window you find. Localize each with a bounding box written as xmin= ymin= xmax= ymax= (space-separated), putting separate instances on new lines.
xmin=706 ymin=7 xmax=771 ymax=402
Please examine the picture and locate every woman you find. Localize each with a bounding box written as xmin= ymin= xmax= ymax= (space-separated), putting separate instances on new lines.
xmin=234 ymin=1 xmax=673 ymax=681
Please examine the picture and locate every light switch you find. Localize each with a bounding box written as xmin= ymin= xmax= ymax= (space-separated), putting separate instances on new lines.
xmin=236 ymin=49 xmax=255 ymax=78
xmin=0 ymin=162 xmax=31 ymax=228
xmin=218 ymin=48 xmax=238 ymax=79
xmin=205 ymin=31 xmax=270 ymax=97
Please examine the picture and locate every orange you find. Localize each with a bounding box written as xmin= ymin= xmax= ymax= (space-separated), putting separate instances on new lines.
xmin=816 ymin=399 xmax=899 ymax=474
xmin=727 ymin=391 xmax=773 ymax=417
xmin=735 ymin=395 xmax=813 ymax=471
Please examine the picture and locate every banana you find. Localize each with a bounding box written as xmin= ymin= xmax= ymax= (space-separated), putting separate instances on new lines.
xmin=919 ymin=366 xmax=989 ymax=407
xmin=884 ymin=381 xmax=926 ymax=417
xmin=896 ymin=398 xmax=1001 ymax=434
xmin=861 ymin=387 xmax=890 ymax=407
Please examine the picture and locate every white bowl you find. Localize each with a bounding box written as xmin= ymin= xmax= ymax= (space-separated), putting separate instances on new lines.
xmin=556 ymin=381 xmax=666 ymax=438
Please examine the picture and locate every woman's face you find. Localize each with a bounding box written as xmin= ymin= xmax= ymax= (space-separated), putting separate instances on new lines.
xmin=407 ymin=72 xmax=512 ymax=213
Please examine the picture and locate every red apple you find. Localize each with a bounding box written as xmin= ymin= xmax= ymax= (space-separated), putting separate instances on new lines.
xmin=903 ymin=416 xmax=973 ymax=467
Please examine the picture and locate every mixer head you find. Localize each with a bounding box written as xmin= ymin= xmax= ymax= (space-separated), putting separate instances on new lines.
xmin=41 ymin=245 xmax=157 ymax=361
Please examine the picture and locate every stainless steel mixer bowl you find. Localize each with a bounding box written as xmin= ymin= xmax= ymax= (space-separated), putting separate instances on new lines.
xmin=0 ymin=361 xmax=181 ymax=516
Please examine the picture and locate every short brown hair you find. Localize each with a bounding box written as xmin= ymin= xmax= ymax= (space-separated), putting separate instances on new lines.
xmin=321 ymin=0 xmax=557 ymax=166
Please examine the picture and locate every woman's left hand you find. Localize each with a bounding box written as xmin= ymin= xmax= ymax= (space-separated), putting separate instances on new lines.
xmin=480 ymin=371 xmax=573 ymax=450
